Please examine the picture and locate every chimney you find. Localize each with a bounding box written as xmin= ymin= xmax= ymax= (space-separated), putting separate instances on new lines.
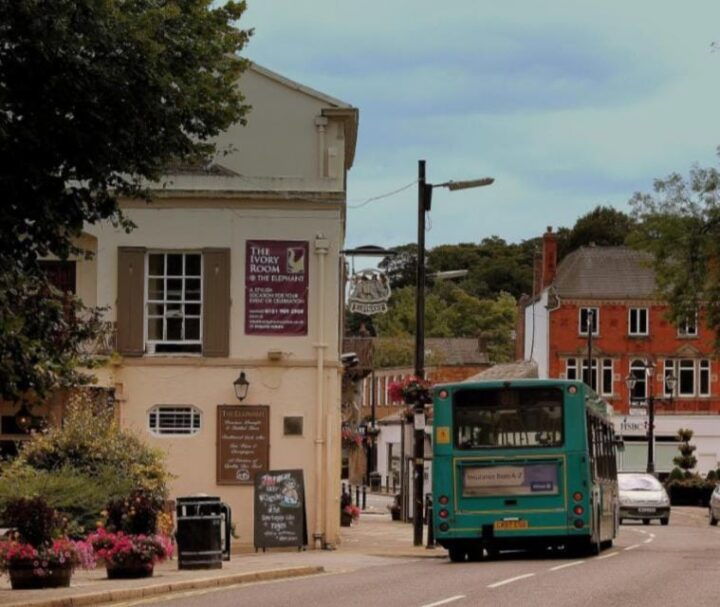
xmin=532 ymin=251 xmax=542 ymax=296
xmin=542 ymin=226 xmax=557 ymax=289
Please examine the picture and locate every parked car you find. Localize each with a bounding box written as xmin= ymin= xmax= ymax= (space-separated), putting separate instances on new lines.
xmin=618 ymin=473 xmax=670 ymax=525
xmin=709 ymin=484 xmax=720 ymax=526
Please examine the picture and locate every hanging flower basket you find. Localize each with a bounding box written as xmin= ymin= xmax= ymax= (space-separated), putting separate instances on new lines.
xmin=389 ymin=376 xmax=433 ymax=405
xmin=341 ymin=426 xmax=363 ymax=448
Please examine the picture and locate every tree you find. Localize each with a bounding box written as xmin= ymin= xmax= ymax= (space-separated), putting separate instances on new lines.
xmin=0 ymin=1 xmax=252 ymax=401
xmin=378 ymin=244 xmax=418 ymax=290
xmin=628 ymin=154 xmax=720 ymax=345
xmin=559 ymin=205 xmax=634 ymax=259
xmin=673 ymin=428 xmax=698 ymax=477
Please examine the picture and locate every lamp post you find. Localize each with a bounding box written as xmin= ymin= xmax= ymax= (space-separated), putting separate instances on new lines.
xmin=413 ymin=160 xmax=494 ymax=546
xmin=625 ymin=362 xmax=676 ymax=475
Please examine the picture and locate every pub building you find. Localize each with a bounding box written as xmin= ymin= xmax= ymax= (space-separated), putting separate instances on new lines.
xmin=1 ymin=63 xmax=358 ymax=550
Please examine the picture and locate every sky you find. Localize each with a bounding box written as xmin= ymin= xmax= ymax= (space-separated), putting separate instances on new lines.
xmin=241 ymin=1 xmax=720 ymax=250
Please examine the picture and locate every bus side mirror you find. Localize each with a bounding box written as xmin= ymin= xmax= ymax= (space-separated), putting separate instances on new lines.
xmin=614 ymin=438 xmax=625 ymax=452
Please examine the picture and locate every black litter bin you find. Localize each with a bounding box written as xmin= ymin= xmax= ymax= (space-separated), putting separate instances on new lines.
xmin=176 ymin=496 xmax=232 ymax=569
xmin=369 ymin=471 xmax=381 ymax=491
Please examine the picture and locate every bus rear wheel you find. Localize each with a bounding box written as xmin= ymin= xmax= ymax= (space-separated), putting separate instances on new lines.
xmin=448 ymin=546 xmax=466 ymax=563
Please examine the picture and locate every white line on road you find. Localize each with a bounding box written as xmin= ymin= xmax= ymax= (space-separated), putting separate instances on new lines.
xmin=597 ymin=552 xmax=619 ymax=560
xmin=420 ymin=596 xmax=466 ymax=607
xmin=624 ymin=544 xmax=640 ymax=551
xmin=643 ymin=538 xmax=653 ymax=544
xmin=488 ymin=573 xmax=536 ymax=588
xmin=549 ymin=560 xmax=585 ymax=571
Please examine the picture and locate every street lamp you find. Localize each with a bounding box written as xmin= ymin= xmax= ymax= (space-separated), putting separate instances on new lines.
xmin=625 ymin=362 xmax=676 ymax=475
xmin=413 ymin=160 xmax=494 ymax=546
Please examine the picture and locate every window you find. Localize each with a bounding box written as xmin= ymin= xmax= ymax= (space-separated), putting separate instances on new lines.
xmin=454 ymin=387 xmax=563 ymax=449
xmin=146 ymin=252 xmax=202 ymax=354
xmin=678 ymin=359 xmax=695 ymax=396
xmin=678 ymin=313 xmax=698 ymax=337
xmin=628 ymin=308 xmax=648 ymax=336
xmin=148 ymin=405 xmax=201 ymax=436
xmin=629 ymin=360 xmax=648 ymax=400
xmin=283 ymin=416 xmax=303 ymax=436
xmin=579 ymin=307 xmax=599 ymax=335
xmin=39 ymin=260 xmax=76 ymax=294
xmin=700 ymin=360 xmax=711 ymax=396
xmin=601 ymin=359 xmax=613 ymax=396
xmin=566 ymin=357 xmax=612 ymax=394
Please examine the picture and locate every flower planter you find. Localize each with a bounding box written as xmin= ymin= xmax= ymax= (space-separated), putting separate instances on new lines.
xmin=340 ymin=511 xmax=353 ymax=527
xmin=106 ymin=561 xmax=154 ymax=579
xmin=8 ymin=562 xmax=72 ymax=590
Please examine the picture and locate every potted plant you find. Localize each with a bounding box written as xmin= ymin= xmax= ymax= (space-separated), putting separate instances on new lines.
xmin=0 ymin=497 xmax=91 ymax=589
xmin=88 ymin=490 xmax=173 ymax=578
xmin=340 ymin=492 xmax=360 ymax=527
xmin=389 ymin=376 xmax=433 ymax=405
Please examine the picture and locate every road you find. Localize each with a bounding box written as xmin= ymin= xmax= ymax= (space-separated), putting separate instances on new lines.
xmin=107 ymin=509 xmax=720 ymax=607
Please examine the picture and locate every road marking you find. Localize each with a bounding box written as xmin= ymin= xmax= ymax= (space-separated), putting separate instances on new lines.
xmin=421 ymin=596 xmax=466 ymax=607
xmin=643 ymin=538 xmax=653 ymax=544
xmin=597 ymin=552 xmax=619 ymax=560
xmin=488 ymin=573 xmax=535 ymax=588
xmin=549 ymin=560 xmax=585 ymax=571
xmin=624 ymin=544 xmax=640 ymax=551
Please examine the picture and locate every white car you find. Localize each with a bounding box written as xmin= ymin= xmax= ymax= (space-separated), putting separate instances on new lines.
xmin=709 ymin=484 xmax=720 ymax=526
xmin=618 ymin=473 xmax=670 ymax=525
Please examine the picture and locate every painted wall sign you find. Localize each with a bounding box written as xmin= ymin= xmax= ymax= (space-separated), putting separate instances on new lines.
xmin=216 ymin=405 xmax=270 ymax=485
xmin=254 ymin=469 xmax=307 ymax=550
xmin=245 ymin=240 xmax=309 ymax=335
xmin=347 ymin=268 xmax=391 ymax=315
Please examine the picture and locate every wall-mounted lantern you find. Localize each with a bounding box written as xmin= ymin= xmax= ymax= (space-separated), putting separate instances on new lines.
xmin=14 ymin=403 xmax=33 ymax=432
xmin=233 ymin=371 xmax=250 ymax=402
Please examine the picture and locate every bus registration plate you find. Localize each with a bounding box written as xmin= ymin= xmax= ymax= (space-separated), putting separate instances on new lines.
xmin=494 ymin=519 xmax=528 ymax=530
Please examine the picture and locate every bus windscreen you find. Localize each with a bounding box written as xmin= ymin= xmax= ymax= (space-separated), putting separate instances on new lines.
xmin=454 ymin=387 xmax=564 ymax=449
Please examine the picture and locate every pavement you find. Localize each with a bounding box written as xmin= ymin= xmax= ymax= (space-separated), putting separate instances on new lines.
xmin=0 ymin=494 xmax=438 ymax=607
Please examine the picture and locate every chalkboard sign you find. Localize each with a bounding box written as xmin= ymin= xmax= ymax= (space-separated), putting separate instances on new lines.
xmin=216 ymin=405 xmax=270 ymax=485
xmin=254 ymin=469 xmax=307 ymax=550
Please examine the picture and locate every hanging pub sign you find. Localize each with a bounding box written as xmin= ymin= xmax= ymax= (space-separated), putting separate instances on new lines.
xmin=347 ymin=268 xmax=391 ymax=315
xmin=245 ymin=240 xmax=309 ymax=335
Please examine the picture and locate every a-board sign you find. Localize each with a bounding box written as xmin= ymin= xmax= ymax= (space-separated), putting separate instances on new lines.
xmin=216 ymin=405 xmax=269 ymax=485
xmin=254 ymin=469 xmax=307 ymax=550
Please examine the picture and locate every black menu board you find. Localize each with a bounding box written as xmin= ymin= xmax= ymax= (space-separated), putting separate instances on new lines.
xmin=254 ymin=469 xmax=307 ymax=550
xmin=216 ymin=405 xmax=269 ymax=485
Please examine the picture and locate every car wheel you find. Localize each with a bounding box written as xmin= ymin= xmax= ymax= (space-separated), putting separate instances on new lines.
xmin=642 ymin=519 xmax=651 ymax=525
xmin=710 ymin=512 xmax=718 ymax=526
xmin=660 ymin=517 xmax=669 ymax=526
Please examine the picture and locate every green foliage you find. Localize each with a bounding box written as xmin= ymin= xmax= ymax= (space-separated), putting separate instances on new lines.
xmin=0 ymin=465 xmax=132 ymax=537
xmin=373 ymin=285 xmax=516 ymax=364
xmin=668 ymin=467 xmax=684 ymax=481
xmin=707 ymin=469 xmax=718 ymax=482
xmin=2 ymin=496 xmax=63 ymax=547
xmin=378 ymin=244 xmax=418 ymax=290
xmin=673 ymin=428 xmax=698 ymax=475
xmin=628 ymin=152 xmax=720 ymax=347
xmin=557 ymin=206 xmax=635 ymax=259
xmin=105 ymin=490 xmax=163 ymax=536
xmin=0 ymin=1 xmax=252 ymax=401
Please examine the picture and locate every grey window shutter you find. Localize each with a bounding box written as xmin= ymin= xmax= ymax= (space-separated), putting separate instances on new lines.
xmin=203 ymin=248 xmax=231 ymax=357
xmin=116 ymin=247 xmax=146 ymax=356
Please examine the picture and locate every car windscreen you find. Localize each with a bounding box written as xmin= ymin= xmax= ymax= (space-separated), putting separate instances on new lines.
xmin=454 ymin=386 xmax=563 ymax=449
xmin=618 ymin=474 xmax=663 ymax=491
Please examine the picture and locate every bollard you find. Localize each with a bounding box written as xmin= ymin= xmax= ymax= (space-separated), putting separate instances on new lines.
xmin=362 ymin=486 xmax=367 ymax=510
xmin=425 ymin=494 xmax=435 ymax=549
xmin=385 ymin=475 xmax=389 ymax=493
xmin=342 ymin=482 xmax=346 ymax=496
xmin=355 ymin=485 xmax=360 ymax=507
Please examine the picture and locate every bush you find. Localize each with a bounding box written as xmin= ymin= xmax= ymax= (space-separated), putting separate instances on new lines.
xmin=105 ymin=489 xmax=163 ymax=535
xmin=2 ymin=497 xmax=64 ymax=548
xmin=707 ymin=469 xmax=718 ymax=482
xmin=665 ymin=476 xmax=716 ymax=506
xmin=14 ymin=394 xmax=171 ymax=501
xmin=668 ymin=467 xmax=684 ymax=481
xmin=0 ymin=465 xmax=133 ymax=537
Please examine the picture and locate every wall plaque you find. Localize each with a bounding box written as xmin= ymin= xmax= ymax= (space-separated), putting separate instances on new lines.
xmin=245 ymin=240 xmax=309 ymax=335
xmin=216 ymin=405 xmax=270 ymax=485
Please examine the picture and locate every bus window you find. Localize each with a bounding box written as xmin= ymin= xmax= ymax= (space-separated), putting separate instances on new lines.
xmin=454 ymin=387 xmax=563 ymax=449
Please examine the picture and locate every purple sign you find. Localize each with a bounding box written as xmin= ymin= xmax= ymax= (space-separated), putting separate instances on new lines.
xmin=245 ymin=240 xmax=309 ymax=335
xmin=463 ymin=463 xmax=558 ymax=497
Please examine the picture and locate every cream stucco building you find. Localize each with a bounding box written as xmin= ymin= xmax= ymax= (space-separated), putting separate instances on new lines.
xmin=28 ymin=64 xmax=358 ymax=549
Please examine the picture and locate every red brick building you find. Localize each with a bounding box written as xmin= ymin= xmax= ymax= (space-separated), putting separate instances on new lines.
xmin=518 ymin=229 xmax=720 ymax=474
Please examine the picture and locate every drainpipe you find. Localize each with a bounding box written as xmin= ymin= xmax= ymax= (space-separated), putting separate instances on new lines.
xmin=313 ymin=234 xmax=330 ymax=547
xmin=315 ymin=117 xmax=328 ymax=178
